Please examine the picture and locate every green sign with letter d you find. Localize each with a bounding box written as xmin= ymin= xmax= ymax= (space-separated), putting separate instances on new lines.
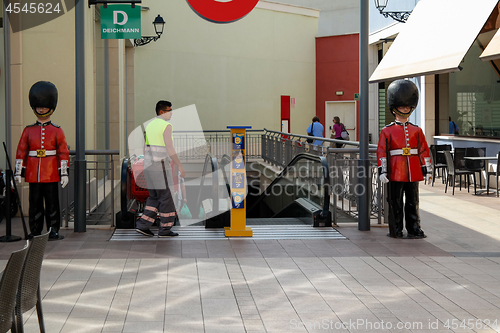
xmin=101 ymin=5 xmax=141 ymax=39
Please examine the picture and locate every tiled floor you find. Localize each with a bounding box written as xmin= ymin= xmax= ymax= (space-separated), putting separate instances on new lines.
xmin=1 ymin=180 xmax=500 ymax=332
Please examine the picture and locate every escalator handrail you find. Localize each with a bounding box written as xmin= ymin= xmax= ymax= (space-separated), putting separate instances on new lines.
xmin=120 ymin=157 xmax=129 ymax=216
xmin=195 ymin=153 xmax=219 ymax=217
xmin=220 ymin=154 xmax=232 ymax=197
xmin=247 ymin=153 xmax=331 ymax=219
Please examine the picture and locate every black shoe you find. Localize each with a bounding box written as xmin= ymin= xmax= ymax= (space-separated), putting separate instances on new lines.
xmin=407 ymin=230 xmax=426 ymax=239
xmin=158 ymin=230 xmax=179 ymax=238
xmin=136 ymin=228 xmax=154 ymax=237
xmin=387 ymin=232 xmax=404 ymax=238
xmin=48 ymin=231 xmax=65 ymax=241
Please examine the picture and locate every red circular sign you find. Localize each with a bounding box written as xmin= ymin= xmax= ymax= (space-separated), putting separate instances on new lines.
xmin=186 ymin=0 xmax=259 ymax=24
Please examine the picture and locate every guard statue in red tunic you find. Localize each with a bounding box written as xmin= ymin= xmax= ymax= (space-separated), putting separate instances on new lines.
xmin=15 ymin=81 xmax=69 ymax=240
xmin=376 ymin=79 xmax=432 ymax=238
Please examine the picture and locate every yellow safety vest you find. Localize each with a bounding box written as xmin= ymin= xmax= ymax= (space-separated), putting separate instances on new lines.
xmin=145 ymin=117 xmax=172 ymax=160
xmin=145 ymin=117 xmax=172 ymax=146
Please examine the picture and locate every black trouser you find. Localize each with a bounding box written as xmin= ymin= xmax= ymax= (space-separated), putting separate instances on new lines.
xmin=29 ymin=182 xmax=61 ymax=236
xmin=335 ymin=137 xmax=343 ymax=148
xmin=136 ymin=164 xmax=176 ymax=232
xmin=389 ymin=181 xmax=423 ymax=236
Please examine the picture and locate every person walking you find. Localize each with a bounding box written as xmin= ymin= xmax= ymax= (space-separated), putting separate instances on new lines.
xmin=15 ymin=81 xmax=69 ymax=240
xmin=332 ymin=116 xmax=346 ymax=148
xmin=377 ymin=80 xmax=432 ymax=239
xmin=306 ymin=116 xmax=324 ymax=146
xmin=136 ymin=100 xmax=185 ymax=237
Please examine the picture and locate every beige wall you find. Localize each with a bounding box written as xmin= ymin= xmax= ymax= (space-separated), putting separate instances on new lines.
xmin=9 ymin=5 xmax=129 ymax=211
xmin=10 ymin=5 xmax=101 ymax=152
xmin=421 ymin=75 xmax=436 ymax=144
xmin=133 ymin=0 xmax=318 ymax=134
xmin=18 ymin=14 xmax=75 ymax=146
xmin=0 ymin=7 xmax=5 ymax=169
xmin=8 ymin=4 xmax=132 ymax=152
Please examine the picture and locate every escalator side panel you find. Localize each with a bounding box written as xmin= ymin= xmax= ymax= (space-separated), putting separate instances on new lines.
xmin=247 ymin=154 xmax=330 ymax=224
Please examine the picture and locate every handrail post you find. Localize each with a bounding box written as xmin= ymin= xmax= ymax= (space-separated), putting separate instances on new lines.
xmin=111 ymin=154 xmax=115 ymax=228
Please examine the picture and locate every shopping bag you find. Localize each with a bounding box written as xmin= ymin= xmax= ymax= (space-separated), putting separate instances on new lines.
xmin=179 ymin=204 xmax=192 ymax=219
xmin=340 ymin=124 xmax=350 ymax=140
xmin=199 ymin=205 xmax=205 ymax=219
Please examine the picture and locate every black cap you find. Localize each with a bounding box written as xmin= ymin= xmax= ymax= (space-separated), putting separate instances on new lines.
xmin=387 ymin=79 xmax=419 ymax=115
xmin=29 ymin=81 xmax=58 ymax=111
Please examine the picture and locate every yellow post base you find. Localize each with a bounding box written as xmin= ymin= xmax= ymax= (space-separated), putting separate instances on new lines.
xmin=224 ymin=227 xmax=253 ymax=237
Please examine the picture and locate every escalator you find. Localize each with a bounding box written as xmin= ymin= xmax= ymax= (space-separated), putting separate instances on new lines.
xmin=245 ymin=153 xmax=331 ymax=227
xmin=197 ymin=153 xmax=332 ymax=228
xmin=194 ymin=153 xmax=231 ymax=228
xmin=117 ymin=152 xmax=332 ymax=230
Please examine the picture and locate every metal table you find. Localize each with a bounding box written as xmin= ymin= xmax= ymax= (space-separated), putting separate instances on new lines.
xmin=464 ymin=156 xmax=498 ymax=195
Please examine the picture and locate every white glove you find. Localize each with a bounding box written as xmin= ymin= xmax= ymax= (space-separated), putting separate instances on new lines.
xmin=15 ymin=159 xmax=23 ymax=184
xmin=424 ymin=157 xmax=432 ymax=184
xmin=379 ymin=173 xmax=389 ymax=184
xmin=61 ymin=175 xmax=69 ymax=188
xmin=60 ymin=160 xmax=69 ymax=188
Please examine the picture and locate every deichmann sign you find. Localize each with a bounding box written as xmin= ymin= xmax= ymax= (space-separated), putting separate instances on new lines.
xmin=186 ymin=0 xmax=259 ymax=24
xmin=101 ymin=5 xmax=141 ymax=39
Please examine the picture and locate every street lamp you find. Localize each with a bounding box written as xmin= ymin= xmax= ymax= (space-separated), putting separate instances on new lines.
xmin=374 ymin=0 xmax=411 ymax=23
xmin=134 ymin=15 xmax=165 ymax=47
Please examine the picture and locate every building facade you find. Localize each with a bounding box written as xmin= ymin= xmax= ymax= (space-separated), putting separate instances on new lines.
xmin=1 ymin=0 xmax=322 ymax=211
xmin=369 ymin=0 xmax=500 ymax=155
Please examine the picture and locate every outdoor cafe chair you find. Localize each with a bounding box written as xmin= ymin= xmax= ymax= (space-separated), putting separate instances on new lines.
xmin=14 ymin=230 xmax=50 ymax=333
xmin=0 ymin=243 xmax=29 ymax=333
xmin=465 ymin=147 xmax=486 ymax=195
xmin=486 ymin=152 xmax=500 ymax=197
xmin=444 ymin=150 xmax=473 ymax=195
xmin=431 ymin=144 xmax=451 ymax=186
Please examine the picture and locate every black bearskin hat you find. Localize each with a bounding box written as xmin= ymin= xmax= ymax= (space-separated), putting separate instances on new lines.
xmin=29 ymin=81 xmax=58 ymax=117
xmin=387 ymin=79 xmax=419 ymax=117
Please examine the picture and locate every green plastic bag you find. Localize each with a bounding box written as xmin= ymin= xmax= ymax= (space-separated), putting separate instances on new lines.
xmin=199 ymin=206 xmax=205 ymax=219
xmin=179 ymin=204 xmax=192 ymax=219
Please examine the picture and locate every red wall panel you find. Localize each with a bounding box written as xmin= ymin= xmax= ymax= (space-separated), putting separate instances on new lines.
xmin=316 ymin=34 xmax=360 ymax=139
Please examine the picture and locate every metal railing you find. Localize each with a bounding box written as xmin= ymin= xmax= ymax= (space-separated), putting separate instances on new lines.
xmin=326 ymin=148 xmax=384 ymax=225
xmin=261 ymin=129 xmax=385 ymax=225
xmin=67 ymin=130 xmax=384 ymax=228
xmin=174 ymin=130 xmax=264 ymax=161
xmin=61 ymin=150 xmax=119 ymax=228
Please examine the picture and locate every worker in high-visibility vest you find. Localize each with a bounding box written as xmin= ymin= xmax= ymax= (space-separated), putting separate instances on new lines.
xmin=136 ymin=100 xmax=185 ymax=237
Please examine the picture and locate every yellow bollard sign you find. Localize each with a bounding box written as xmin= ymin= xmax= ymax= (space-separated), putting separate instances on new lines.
xmin=225 ymin=126 xmax=253 ymax=237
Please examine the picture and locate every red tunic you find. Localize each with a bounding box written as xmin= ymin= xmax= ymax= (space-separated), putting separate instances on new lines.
xmin=16 ymin=121 xmax=69 ymax=183
xmin=377 ymin=121 xmax=431 ymax=182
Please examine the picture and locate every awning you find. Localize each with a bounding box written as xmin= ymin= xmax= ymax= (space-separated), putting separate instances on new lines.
xmin=480 ymin=29 xmax=500 ymax=61
xmin=369 ymin=0 xmax=499 ymax=83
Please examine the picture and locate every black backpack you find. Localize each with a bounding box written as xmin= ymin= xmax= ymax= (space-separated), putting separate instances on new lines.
xmin=306 ymin=122 xmax=314 ymax=143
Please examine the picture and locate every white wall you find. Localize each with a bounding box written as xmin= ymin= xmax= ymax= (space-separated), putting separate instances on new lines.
xmin=369 ymin=0 xmax=419 ymax=34
xmin=272 ymin=0 xmax=359 ymax=36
